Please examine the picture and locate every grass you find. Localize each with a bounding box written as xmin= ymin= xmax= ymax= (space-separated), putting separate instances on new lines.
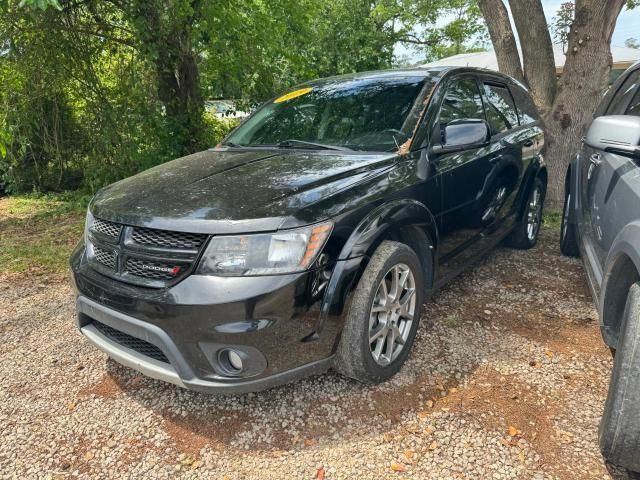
xmin=0 ymin=192 xmax=89 ymax=275
xmin=543 ymin=210 xmax=563 ymax=231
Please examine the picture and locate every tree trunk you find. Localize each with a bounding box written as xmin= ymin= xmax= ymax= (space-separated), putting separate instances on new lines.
xmin=477 ymin=0 xmax=524 ymax=84
xmin=155 ymin=36 xmax=204 ymax=155
xmin=543 ymin=0 xmax=625 ymax=207
xmin=131 ymin=0 xmax=204 ymax=156
xmin=508 ymin=0 xmax=557 ymax=115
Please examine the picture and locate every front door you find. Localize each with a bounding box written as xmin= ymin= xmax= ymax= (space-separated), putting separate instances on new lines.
xmin=429 ymin=76 xmax=495 ymax=279
xmin=580 ymin=69 xmax=640 ymax=288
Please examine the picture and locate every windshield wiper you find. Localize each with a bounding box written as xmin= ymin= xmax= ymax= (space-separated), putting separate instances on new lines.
xmin=277 ymin=139 xmax=351 ymax=151
xmin=221 ymin=141 xmax=244 ymax=148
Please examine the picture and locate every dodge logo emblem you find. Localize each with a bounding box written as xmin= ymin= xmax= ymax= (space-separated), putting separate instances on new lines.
xmin=141 ymin=264 xmax=181 ymax=275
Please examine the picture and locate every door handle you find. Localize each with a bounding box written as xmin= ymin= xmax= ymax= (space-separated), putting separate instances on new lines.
xmin=587 ymin=153 xmax=601 ymax=181
xmin=523 ymin=139 xmax=534 ymax=147
xmin=488 ymin=156 xmax=500 ymax=164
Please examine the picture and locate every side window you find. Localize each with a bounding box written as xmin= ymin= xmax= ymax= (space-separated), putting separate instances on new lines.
xmin=606 ymin=70 xmax=640 ymax=115
xmin=434 ymin=78 xmax=484 ymax=143
xmin=483 ymin=83 xmax=519 ymax=135
xmin=626 ymin=88 xmax=640 ymax=116
xmin=510 ymin=85 xmax=539 ymax=125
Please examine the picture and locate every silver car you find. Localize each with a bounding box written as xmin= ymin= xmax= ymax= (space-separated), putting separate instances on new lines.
xmin=560 ymin=61 xmax=640 ymax=475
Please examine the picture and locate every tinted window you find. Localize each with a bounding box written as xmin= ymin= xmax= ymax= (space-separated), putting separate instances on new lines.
xmin=606 ymin=69 xmax=640 ymax=115
xmin=483 ymin=83 xmax=519 ymax=134
xmin=510 ymin=84 xmax=539 ymax=125
xmin=227 ymin=76 xmax=431 ymax=152
xmin=626 ymin=88 xmax=640 ymax=116
xmin=435 ymin=78 xmax=484 ymax=143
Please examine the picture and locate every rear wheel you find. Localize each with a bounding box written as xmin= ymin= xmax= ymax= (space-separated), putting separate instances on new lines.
xmin=333 ymin=241 xmax=424 ymax=384
xmin=600 ymin=283 xmax=640 ymax=474
xmin=560 ymin=186 xmax=580 ymax=257
xmin=505 ymin=177 xmax=545 ymax=249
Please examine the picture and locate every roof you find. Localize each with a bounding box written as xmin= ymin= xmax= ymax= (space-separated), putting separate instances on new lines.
xmin=302 ymin=65 xmax=522 ymax=88
xmin=303 ymin=67 xmax=450 ymax=85
xmin=420 ymin=45 xmax=640 ymax=73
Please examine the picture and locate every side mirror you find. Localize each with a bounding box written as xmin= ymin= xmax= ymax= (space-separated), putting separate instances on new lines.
xmin=431 ymin=119 xmax=490 ymax=155
xmin=585 ymin=115 xmax=640 ymax=160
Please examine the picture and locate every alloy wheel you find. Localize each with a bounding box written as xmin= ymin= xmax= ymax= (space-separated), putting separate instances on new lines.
xmin=482 ymin=186 xmax=508 ymax=223
xmin=368 ymin=263 xmax=417 ymax=366
xmin=527 ymin=186 xmax=543 ymax=241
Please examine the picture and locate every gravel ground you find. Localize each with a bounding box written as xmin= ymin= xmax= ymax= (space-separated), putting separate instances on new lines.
xmin=0 ymin=225 xmax=616 ymax=479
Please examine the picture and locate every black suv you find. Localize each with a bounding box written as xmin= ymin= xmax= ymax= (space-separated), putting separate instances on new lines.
xmin=70 ymin=67 xmax=547 ymax=393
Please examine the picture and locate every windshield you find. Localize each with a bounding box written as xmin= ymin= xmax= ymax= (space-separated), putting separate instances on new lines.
xmin=226 ymin=75 xmax=432 ymax=152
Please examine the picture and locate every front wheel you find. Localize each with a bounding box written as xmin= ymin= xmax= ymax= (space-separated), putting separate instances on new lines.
xmin=600 ymin=283 xmax=640 ymax=474
xmin=333 ymin=241 xmax=424 ymax=384
xmin=505 ymin=176 xmax=546 ymax=249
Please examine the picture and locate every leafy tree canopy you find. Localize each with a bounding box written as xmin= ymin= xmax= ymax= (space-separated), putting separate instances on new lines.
xmin=1 ymin=0 xmax=486 ymax=193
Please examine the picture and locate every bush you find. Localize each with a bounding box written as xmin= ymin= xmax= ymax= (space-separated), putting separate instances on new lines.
xmin=202 ymin=112 xmax=241 ymax=147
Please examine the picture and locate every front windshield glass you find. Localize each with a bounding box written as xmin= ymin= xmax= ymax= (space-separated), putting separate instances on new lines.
xmin=226 ymin=75 xmax=432 ymax=152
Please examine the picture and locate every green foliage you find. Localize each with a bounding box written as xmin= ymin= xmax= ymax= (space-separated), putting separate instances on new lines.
xmin=17 ymin=0 xmax=60 ymax=10
xmin=201 ymin=114 xmax=241 ymax=148
xmin=0 ymin=0 xmax=402 ymax=194
xmin=550 ymin=2 xmax=575 ymax=53
xmin=0 ymin=0 xmax=486 ymax=195
xmin=392 ymin=0 xmax=488 ymax=62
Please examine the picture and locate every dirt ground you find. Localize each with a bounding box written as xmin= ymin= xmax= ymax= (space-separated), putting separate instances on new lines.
xmin=0 ymin=216 xmax=617 ymax=479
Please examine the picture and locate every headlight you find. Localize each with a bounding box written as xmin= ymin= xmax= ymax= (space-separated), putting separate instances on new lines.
xmin=84 ymin=208 xmax=94 ymax=245
xmin=197 ymin=222 xmax=332 ymax=276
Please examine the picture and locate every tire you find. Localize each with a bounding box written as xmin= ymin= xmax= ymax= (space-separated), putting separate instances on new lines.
xmin=560 ymin=184 xmax=580 ymax=257
xmin=505 ymin=176 xmax=546 ymax=249
xmin=600 ymin=282 xmax=640 ymax=474
xmin=333 ymin=241 xmax=424 ymax=384
xmin=606 ymin=461 xmax=640 ymax=480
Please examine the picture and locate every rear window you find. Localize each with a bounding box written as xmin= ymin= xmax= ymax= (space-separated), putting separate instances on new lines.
xmin=482 ymin=83 xmax=519 ymax=135
xmin=510 ymin=84 xmax=539 ymax=125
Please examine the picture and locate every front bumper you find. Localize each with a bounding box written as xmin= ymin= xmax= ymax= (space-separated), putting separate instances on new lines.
xmin=70 ymin=244 xmax=342 ymax=394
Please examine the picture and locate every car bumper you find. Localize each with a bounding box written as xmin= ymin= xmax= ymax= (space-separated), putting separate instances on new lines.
xmin=70 ymin=244 xmax=342 ymax=394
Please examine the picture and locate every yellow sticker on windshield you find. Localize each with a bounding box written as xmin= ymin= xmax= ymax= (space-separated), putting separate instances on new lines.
xmin=274 ymin=87 xmax=313 ymax=103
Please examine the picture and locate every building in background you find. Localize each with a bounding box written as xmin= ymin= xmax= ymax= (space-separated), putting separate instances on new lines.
xmin=421 ymin=45 xmax=640 ymax=84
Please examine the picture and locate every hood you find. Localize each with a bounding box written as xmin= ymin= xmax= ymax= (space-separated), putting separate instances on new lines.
xmin=90 ymin=148 xmax=396 ymax=234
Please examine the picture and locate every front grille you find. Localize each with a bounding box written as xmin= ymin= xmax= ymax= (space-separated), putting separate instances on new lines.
xmin=92 ymin=218 xmax=122 ymax=239
xmin=131 ymin=227 xmax=206 ymax=250
xmin=125 ymin=257 xmax=186 ymax=280
xmin=93 ymin=321 xmax=169 ymax=363
xmin=87 ymin=217 xmax=208 ymax=288
xmin=93 ymin=246 xmax=116 ymax=270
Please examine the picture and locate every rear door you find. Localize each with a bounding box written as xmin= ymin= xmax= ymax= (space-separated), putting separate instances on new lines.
xmin=580 ymin=68 xmax=640 ymax=286
xmin=477 ymin=78 xmax=535 ymax=234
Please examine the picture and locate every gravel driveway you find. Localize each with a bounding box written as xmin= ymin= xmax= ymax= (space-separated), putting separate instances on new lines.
xmin=0 ymin=226 xmax=614 ymax=479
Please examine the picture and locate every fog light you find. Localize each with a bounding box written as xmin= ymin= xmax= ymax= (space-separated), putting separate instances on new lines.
xmin=218 ymin=348 xmax=245 ymax=375
xmin=228 ymin=350 xmax=243 ymax=371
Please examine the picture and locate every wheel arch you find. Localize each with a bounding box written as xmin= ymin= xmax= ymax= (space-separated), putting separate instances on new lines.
xmin=564 ymin=155 xmax=580 ymax=222
xmin=314 ymin=199 xmax=438 ymax=338
xmin=601 ymin=222 xmax=640 ymax=348
xmin=515 ymin=158 xmax=547 ymax=221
